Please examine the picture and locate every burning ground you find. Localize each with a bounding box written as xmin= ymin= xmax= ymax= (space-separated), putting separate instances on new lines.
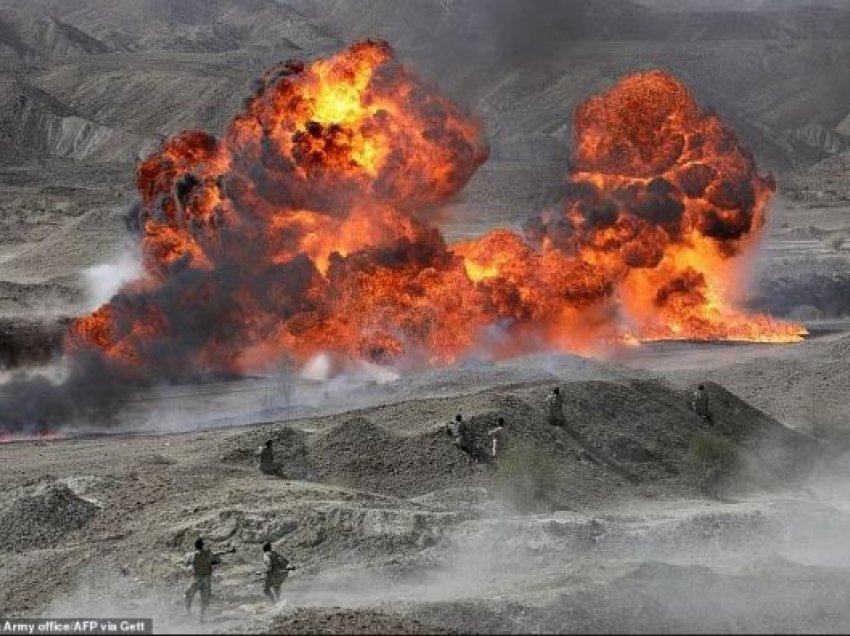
xmin=0 ymin=39 xmax=807 ymax=435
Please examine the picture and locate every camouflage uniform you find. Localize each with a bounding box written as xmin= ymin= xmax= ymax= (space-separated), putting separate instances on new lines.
xmin=547 ymin=390 xmax=565 ymax=427
xmin=184 ymin=547 xmax=220 ymax=621
xmin=262 ymin=549 xmax=289 ymax=603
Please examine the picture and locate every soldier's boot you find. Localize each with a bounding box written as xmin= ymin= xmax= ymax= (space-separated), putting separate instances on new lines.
xmin=198 ymin=601 xmax=207 ymax=624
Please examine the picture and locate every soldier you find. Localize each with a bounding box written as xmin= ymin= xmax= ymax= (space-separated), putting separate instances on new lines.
xmin=261 ymin=542 xmax=292 ymax=603
xmin=448 ymin=413 xmax=479 ymax=462
xmin=547 ymin=387 xmax=565 ymax=427
xmin=488 ymin=417 xmax=507 ymax=459
xmin=183 ymin=538 xmax=221 ymax=623
xmin=690 ymin=384 xmax=712 ymax=423
xmin=258 ymin=439 xmax=276 ymax=475
xmin=445 ymin=413 xmax=462 ymax=436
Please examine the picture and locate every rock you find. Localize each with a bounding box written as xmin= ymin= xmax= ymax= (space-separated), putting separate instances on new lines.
xmin=788 ymin=124 xmax=848 ymax=155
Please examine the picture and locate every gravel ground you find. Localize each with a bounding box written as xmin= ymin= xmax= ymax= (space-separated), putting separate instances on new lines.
xmin=269 ymin=608 xmax=453 ymax=634
xmin=0 ymin=366 xmax=836 ymax=633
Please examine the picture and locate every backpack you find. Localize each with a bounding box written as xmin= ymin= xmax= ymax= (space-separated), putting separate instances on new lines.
xmin=192 ymin=549 xmax=213 ymax=576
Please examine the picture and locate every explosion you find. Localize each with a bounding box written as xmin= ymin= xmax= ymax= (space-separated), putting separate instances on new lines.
xmin=524 ymin=70 xmax=806 ymax=345
xmin=68 ymin=42 xmax=803 ymax=380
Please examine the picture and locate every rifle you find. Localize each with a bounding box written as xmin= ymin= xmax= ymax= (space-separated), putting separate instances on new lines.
xmin=254 ymin=566 xmax=297 ymax=577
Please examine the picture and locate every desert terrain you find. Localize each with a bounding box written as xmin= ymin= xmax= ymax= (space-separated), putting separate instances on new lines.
xmin=2 ymin=1 xmax=850 ymax=634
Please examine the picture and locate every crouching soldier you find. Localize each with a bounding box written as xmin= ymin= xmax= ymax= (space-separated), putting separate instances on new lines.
xmin=184 ymin=538 xmax=221 ymax=623
xmin=261 ymin=542 xmax=294 ymax=603
xmin=257 ymin=439 xmax=277 ymax=475
xmin=547 ymin=387 xmax=565 ymax=427
xmin=448 ymin=413 xmax=481 ymax=462
xmin=689 ymin=384 xmax=712 ymax=423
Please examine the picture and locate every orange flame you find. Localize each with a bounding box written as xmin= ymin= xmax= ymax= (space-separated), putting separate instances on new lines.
xmin=68 ymin=45 xmax=803 ymax=378
xmin=0 ymin=430 xmax=67 ymax=444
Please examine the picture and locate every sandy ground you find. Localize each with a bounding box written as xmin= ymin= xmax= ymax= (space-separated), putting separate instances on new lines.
xmin=0 ymin=331 xmax=848 ymax=633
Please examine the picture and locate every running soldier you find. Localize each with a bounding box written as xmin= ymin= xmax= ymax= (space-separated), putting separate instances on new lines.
xmin=261 ymin=542 xmax=292 ymax=603
xmin=184 ymin=538 xmax=220 ymax=623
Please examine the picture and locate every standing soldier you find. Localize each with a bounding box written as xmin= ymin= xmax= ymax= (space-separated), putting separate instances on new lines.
xmin=547 ymin=387 xmax=565 ymax=427
xmin=488 ymin=417 xmax=507 ymax=460
xmin=690 ymin=384 xmax=712 ymax=423
xmin=258 ymin=439 xmax=276 ymax=475
xmin=184 ymin=538 xmax=220 ymax=623
xmin=261 ymin=542 xmax=292 ymax=603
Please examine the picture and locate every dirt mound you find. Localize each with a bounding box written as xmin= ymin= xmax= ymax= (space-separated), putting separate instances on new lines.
xmin=701 ymin=381 xmax=818 ymax=482
xmin=219 ymin=426 xmax=312 ymax=480
xmin=0 ymin=482 xmax=99 ymax=551
xmin=307 ymin=394 xmax=633 ymax=510
xmin=547 ymin=379 xmax=816 ymax=489
xmin=269 ymin=607 xmax=452 ymax=634
xmin=309 ymin=417 xmax=479 ymax=497
xmin=299 ymin=380 xmax=812 ymax=505
xmin=560 ymin=380 xmax=700 ymax=482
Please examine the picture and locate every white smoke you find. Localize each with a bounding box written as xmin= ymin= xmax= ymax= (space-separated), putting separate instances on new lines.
xmin=81 ymin=245 xmax=142 ymax=311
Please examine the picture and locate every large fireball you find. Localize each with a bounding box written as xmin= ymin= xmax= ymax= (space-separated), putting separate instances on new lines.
xmin=69 ymin=45 xmax=804 ymax=379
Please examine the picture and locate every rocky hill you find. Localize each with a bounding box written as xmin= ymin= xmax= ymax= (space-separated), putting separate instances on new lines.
xmin=1 ymin=0 xmax=849 ymax=169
